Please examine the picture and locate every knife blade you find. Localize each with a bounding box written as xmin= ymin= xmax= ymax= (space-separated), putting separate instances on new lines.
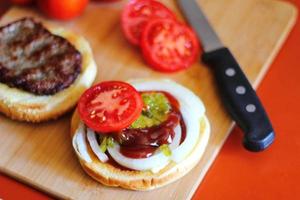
xmin=177 ymin=0 xmax=275 ymax=151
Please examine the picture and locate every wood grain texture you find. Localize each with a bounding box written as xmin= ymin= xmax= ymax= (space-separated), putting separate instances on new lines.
xmin=0 ymin=0 xmax=297 ymax=199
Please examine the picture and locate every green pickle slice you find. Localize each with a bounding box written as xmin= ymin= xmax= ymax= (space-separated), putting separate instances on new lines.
xmin=130 ymin=92 xmax=171 ymax=129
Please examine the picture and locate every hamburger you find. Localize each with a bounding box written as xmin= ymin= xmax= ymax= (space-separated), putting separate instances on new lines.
xmin=71 ymin=79 xmax=210 ymax=190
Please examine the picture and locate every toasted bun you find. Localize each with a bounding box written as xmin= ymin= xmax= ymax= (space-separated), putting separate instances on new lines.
xmin=0 ymin=27 xmax=97 ymax=122
xmin=70 ymin=109 xmax=210 ymax=190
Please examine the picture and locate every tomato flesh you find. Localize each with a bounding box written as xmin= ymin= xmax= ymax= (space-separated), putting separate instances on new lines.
xmin=121 ymin=0 xmax=176 ymax=45
xmin=141 ymin=19 xmax=199 ymax=72
xmin=78 ymin=81 xmax=143 ymax=133
xmin=37 ymin=0 xmax=88 ymax=20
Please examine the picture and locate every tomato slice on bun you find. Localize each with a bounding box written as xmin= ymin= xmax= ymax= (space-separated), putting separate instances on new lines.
xmin=78 ymin=81 xmax=143 ymax=133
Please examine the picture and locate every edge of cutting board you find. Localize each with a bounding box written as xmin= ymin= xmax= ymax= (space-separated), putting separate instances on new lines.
xmin=0 ymin=0 xmax=298 ymax=199
xmin=0 ymin=167 xmax=65 ymax=199
xmin=251 ymin=1 xmax=298 ymax=89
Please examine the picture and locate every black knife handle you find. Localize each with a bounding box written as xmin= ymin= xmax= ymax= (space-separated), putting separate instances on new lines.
xmin=202 ymin=48 xmax=275 ymax=152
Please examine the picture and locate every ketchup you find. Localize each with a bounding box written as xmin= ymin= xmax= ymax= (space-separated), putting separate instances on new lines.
xmin=96 ymin=91 xmax=187 ymax=160
xmin=115 ymin=111 xmax=180 ymax=158
xmin=120 ymin=145 xmax=157 ymax=159
xmin=115 ymin=91 xmax=186 ymax=159
xmin=115 ymin=112 xmax=180 ymax=147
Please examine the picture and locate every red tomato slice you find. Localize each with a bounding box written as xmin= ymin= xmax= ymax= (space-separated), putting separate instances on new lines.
xmin=78 ymin=81 xmax=143 ymax=133
xmin=141 ymin=19 xmax=200 ymax=72
xmin=121 ymin=0 xmax=176 ymax=46
xmin=37 ymin=0 xmax=88 ymax=21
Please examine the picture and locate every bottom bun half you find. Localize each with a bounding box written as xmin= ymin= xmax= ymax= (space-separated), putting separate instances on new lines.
xmin=0 ymin=27 xmax=97 ymax=122
xmin=70 ymin=110 xmax=210 ymax=191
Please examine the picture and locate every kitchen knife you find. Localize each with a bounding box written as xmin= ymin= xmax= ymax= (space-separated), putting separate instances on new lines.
xmin=177 ymin=0 xmax=275 ymax=151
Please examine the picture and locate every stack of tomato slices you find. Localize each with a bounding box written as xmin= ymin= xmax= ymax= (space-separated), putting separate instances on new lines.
xmin=121 ymin=0 xmax=200 ymax=72
xmin=77 ymin=81 xmax=181 ymax=159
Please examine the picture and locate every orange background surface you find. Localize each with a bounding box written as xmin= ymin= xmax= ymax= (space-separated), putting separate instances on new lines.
xmin=0 ymin=0 xmax=300 ymax=200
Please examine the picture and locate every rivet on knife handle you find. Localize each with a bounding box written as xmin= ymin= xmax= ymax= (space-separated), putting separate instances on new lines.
xmin=177 ymin=0 xmax=275 ymax=151
xmin=202 ymin=48 xmax=275 ymax=151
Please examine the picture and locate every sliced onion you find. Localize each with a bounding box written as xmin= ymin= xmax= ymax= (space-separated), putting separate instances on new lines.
xmin=168 ymin=124 xmax=181 ymax=150
xmin=129 ymin=79 xmax=204 ymax=163
xmin=72 ymin=122 xmax=92 ymax=163
xmin=128 ymin=79 xmax=205 ymax=117
xmin=87 ymin=128 xmax=108 ymax=162
xmin=171 ymin=106 xmax=200 ymax=163
xmin=107 ymin=143 xmax=170 ymax=173
xmin=107 ymin=123 xmax=182 ymax=173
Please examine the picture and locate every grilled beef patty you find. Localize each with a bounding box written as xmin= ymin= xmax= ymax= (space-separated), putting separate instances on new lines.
xmin=0 ymin=18 xmax=81 ymax=95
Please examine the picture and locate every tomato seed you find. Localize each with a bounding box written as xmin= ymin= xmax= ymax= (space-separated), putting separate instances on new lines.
xmin=100 ymin=116 xmax=106 ymax=123
xmin=120 ymin=98 xmax=129 ymax=105
xmin=112 ymin=93 xmax=118 ymax=98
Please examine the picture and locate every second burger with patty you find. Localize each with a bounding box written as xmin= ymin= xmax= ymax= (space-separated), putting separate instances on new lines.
xmin=0 ymin=18 xmax=97 ymax=122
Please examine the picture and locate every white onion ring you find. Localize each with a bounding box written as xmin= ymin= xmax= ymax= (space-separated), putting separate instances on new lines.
xmin=72 ymin=122 xmax=92 ymax=163
xmin=168 ymin=124 xmax=181 ymax=150
xmin=106 ymin=79 xmax=205 ymax=172
xmin=108 ymin=143 xmax=170 ymax=173
xmin=129 ymin=79 xmax=205 ymax=163
xmin=73 ymin=122 xmax=182 ymax=170
xmin=87 ymin=128 xmax=109 ymax=162
xmin=107 ymin=124 xmax=182 ymax=173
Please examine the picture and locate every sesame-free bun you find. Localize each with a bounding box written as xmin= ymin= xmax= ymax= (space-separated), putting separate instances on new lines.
xmin=70 ymin=109 xmax=210 ymax=191
xmin=0 ymin=27 xmax=97 ymax=122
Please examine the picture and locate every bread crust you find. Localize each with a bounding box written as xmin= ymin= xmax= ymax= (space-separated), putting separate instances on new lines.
xmin=70 ymin=110 xmax=210 ymax=190
xmin=0 ymin=26 xmax=97 ymax=122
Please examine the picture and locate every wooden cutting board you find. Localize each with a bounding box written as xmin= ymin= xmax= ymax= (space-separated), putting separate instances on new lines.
xmin=0 ymin=0 xmax=297 ymax=199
